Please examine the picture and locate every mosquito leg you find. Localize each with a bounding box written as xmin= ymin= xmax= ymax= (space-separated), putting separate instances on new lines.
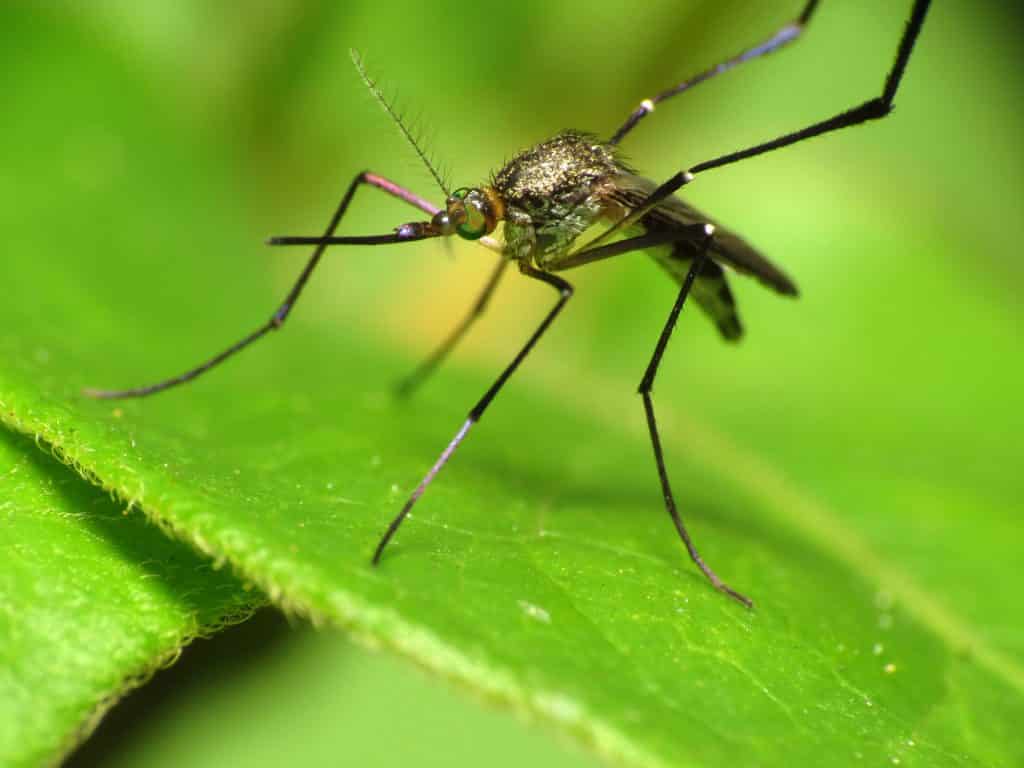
xmin=610 ymin=0 xmax=821 ymax=145
xmin=395 ymin=257 xmax=509 ymax=399
xmin=372 ymin=265 xmax=573 ymax=564
xmin=639 ymin=225 xmax=753 ymax=608
xmin=547 ymin=222 xmax=751 ymax=605
xmin=600 ymin=0 xmax=930 ymax=239
xmin=377 ymin=227 xmax=705 ymax=562
xmin=600 ymin=1 xmax=930 ymax=248
xmin=547 ymin=225 xmax=699 ymax=272
xmin=84 ymin=171 xmax=435 ymax=399
xmin=689 ymin=0 xmax=931 ymax=176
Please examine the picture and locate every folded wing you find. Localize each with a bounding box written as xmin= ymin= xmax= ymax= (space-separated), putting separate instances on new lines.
xmin=610 ymin=172 xmax=799 ymax=297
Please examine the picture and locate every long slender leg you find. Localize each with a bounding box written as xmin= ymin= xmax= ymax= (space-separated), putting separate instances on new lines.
xmin=610 ymin=0 xmax=821 ymax=145
xmin=395 ymin=257 xmax=509 ymax=398
xmin=533 ymin=224 xmax=751 ymax=603
xmin=373 ymin=265 xmax=573 ymax=564
xmin=548 ymin=226 xmax=700 ymax=272
xmin=638 ymin=225 xmax=753 ymax=608
xmin=84 ymin=171 xmax=436 ymax=399
xmin=595 ymin=0 xmax=931 ymax=250
xmin=689 ymin=0 xmax=931 ymax=176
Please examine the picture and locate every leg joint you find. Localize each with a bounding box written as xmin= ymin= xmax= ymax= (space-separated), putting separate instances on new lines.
xmin=864 ymin=97 xmax=893 ymax=120
xmin=271 ymin=305 xmax=290 ymax=327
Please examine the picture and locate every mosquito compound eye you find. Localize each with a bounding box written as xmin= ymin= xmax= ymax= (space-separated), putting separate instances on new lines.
xmin=452 ymin=188 xmax=495 ymax=241
xmin=456 ymin=202 xmax=488 ymax=240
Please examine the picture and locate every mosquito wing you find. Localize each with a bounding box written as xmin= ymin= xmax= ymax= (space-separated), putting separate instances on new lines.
xmin=609 ymin=172 xmax=799 ymax=297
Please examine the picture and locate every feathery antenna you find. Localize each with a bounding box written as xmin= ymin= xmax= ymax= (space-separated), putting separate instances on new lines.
xmin=351 ymin=49 xmax=449 ymax=196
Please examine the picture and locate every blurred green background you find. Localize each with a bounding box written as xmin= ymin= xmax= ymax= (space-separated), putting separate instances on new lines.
xmin=3 ymin=0 xmax=1023 ymax=765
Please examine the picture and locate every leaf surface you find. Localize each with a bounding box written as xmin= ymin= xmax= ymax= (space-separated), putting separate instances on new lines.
xmin=2 ymin=3 xmax=1023 ymax=767
xmin=0 ymin=431 xmax=255 ymax=768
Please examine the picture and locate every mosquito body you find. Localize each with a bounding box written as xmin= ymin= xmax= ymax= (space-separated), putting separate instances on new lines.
xmin=490 ymin=130 xmax=797 ymax=337
xmin=87 ymin=1 xmax=933 ymax=607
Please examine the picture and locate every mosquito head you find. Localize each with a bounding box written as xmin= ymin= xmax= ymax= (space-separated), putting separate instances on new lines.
xmin=430 ymin=186 xmax=504 ymax=240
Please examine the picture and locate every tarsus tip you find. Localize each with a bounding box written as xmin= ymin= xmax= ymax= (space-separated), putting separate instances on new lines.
xmin=726 ymin=588 xmax=755 ymax=610
xmin=83 ymin=386 xmax=139 ymax=400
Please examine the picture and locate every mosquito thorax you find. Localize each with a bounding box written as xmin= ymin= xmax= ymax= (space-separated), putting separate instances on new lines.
xmin=490 ymin=131 xmax=624 ymax=264
xmin=491 ymin=131 xmax=621 ymax=214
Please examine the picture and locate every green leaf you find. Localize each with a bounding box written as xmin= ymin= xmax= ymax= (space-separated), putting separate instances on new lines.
xmin=0 ymin=431 xmax=256 ymax=768
xmin=3 ymin=3 xmax=1023 ymax=767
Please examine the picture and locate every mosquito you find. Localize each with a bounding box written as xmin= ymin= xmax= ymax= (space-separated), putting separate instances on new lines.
xmin=86 ymin=1 xmax=932 ymax=607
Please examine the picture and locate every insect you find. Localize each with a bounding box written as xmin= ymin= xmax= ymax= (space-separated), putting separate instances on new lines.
xmin=86 ymin=1 xmax=932 ymax=607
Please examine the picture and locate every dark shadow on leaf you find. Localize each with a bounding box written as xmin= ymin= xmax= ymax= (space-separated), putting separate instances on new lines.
xmin=66 ymin=609 xmax=294 ymax=768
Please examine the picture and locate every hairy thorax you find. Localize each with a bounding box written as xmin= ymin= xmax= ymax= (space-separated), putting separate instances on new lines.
xmin=490 ymin=131 xmax=625 ymax=267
